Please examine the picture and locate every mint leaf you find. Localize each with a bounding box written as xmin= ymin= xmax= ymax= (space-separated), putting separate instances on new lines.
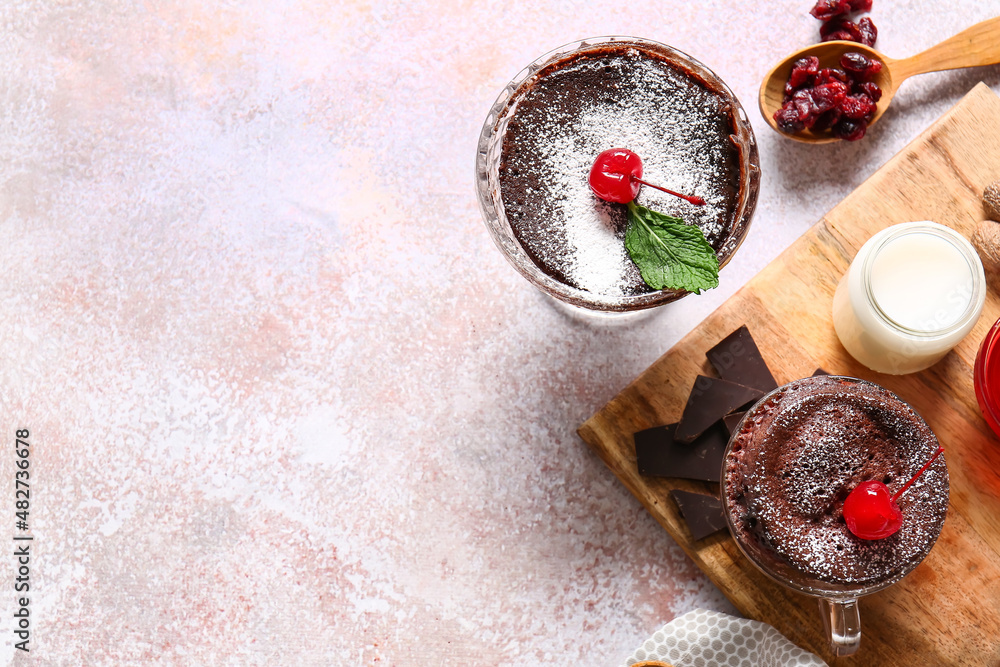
xmin=624 ymin=201 xmax=720 ymax=294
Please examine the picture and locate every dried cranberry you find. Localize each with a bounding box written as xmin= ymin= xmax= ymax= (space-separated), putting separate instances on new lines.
xmin=812 ymin=108 xmax=843 ymax=132
xmin=840 ymin=51 xmax=871 ymax=74
xmin=815 ymin=67 xmax=849 ymax=85
xmin=840 ymin=52 xmax=883 ymax=81
xmin=788 ymin=56 xmax=820 ymax=89
xmin=781 ymin=0 xmax=880 ymax=141
xmin=860 ymin=57 xmax=883 ymax=80
xmin=822 ymin=29 xmax=856 ymax=42
xmin=857 ymin=17 xmax=878 ymax=47
xmin=774 ymin=103 xmax=805 ymax=133
xmin=791 ymin=89 xmax=818 ymax=122
xmin=786 ymin=83 xmax=848 ymax=129
xmin=809 ymin=0 xmax=852 ymax=21
xmin=856 ymin=81 xmax=882 ymax=102
xmin=813 ymin=81 xmax=850 ymax=109
xmin=821 ymin=18 xmax=863 ymax=42
xmin=839 ymin=93 xmax=877 ymax=121
xmin=833 ymin=117 xmax=867 ymax=141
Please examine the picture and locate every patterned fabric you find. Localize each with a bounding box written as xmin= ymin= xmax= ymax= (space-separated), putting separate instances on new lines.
xmin=620 ymin=609 xmax=827 ymax=667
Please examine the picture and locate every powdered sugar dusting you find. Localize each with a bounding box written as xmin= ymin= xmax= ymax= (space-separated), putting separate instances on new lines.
xmin=498 ymin=43 xmax=741 ymax=298
xmin=539 ymin=132 xmax=632 ymax=295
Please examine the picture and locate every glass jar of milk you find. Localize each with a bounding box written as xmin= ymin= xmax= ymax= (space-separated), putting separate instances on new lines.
xmin=832 ymin=221 xmax=986 ymax=375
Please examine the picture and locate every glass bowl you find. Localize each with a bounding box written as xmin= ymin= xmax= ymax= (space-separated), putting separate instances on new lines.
xmin=722 ymin=374 xmax=948 ymax=656
xmin=475 ymin=36 xmax=761 ymax=314
xmin=723 ymin=375 xmax=947 ymax=597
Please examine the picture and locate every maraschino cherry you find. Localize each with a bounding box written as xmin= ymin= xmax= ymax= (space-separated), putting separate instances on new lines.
xmin=843 ymin=446 xmax=944 ymax=540
xmin=589 ymin=148 xmax=706 ymax=206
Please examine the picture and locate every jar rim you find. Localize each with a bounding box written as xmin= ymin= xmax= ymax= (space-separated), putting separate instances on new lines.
xmin=861 ymin=222 xmax=985 ymax=339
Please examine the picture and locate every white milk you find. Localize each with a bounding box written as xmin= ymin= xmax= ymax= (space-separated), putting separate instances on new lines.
xmin=832 ymin=221 xmax=985 ymax=375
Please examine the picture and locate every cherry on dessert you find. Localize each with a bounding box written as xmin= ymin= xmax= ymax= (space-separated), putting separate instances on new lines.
xmin=843 ymin=480 xmax=902 ymax=540
xmin=589 ymin=149 xmax=705 ymax=205
xmin=843 ymin=446 xmax=945 ymax=540
xmin=589 ymin=148 xmax=643 ymax=203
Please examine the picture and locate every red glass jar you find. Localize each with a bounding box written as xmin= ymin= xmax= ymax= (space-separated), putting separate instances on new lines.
xmin=974 ymin=316 xmax=1000 ymax=438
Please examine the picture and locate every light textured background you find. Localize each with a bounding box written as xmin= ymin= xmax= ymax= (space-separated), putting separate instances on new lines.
xmin=1 ymin=1 xmax=999 ymax=664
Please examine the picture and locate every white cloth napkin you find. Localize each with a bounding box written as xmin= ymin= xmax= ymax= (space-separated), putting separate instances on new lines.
xmin=619 ymin=609 xmax=828 ymax=667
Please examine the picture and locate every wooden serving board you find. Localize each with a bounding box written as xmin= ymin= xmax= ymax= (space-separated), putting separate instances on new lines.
xmin=579 ymin=83 xmax=1000 ymax=666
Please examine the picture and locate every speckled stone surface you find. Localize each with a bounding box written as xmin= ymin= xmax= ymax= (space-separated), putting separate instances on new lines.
xmin=1 ymin=1 xmax=998 ymax=664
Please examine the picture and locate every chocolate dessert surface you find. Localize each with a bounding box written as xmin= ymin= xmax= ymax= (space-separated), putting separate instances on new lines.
xmin=724 ymin=375 xmax=949 ymax=588
xmin=497 ymin=40 xmax=745 ymax=298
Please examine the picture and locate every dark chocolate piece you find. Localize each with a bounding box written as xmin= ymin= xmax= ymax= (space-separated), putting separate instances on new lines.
xmin=812 ymin=368 xmax=830 ymax=376
xmin=675 ymin=375 xmax=765 ymax=443
xmin=722 ymin=411 xmax=746 ymax=436
xmin=706 ymin=325 xmax=778 ymax=393
xmin=634 ymin=422 xmax=728 ymax=483
xmin=671 ymin=489 xmax=727 ymax=541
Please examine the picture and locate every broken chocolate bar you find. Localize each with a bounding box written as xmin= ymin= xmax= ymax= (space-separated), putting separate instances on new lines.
xmin=634 ymin=422 xmax=727 ymax=483
xmin=706 ymin=325 xmax=778 ymax=393
xmin=670 ymin=489 xmax=727 ymax=541
xmin=675 ymin=375 xmax=764 ymax=443
xmin=722 ymin=411 xmax=746 ymax=436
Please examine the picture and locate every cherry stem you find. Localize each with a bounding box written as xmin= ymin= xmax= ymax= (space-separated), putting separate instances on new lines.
xmin=891 ymin=446 xmax=945 ymax=503
xmin=631 ymin=177 xmax=706 ymax=206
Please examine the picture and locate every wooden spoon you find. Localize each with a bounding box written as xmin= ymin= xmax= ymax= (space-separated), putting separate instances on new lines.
xmin=759 ymin=16 xmax=1000 ymax=143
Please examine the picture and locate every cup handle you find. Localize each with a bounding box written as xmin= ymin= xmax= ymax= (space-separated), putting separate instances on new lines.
xmin=818 ymin=597 xmax=861 ymax=657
